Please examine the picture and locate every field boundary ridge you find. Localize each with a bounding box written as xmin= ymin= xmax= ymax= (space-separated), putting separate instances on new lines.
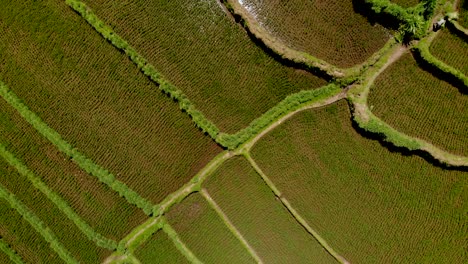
xmin=0 ymin=238 xmax=24 ymax=264
xmin=161 ymin=217 xmax=202 ymax=264
xmin=0 ymin=182 xmax=78 ymax=264
xmin=0 ymin=144 xmax=118 ymax=250
xmin=0 ymin=81 xmax=155 ymax=215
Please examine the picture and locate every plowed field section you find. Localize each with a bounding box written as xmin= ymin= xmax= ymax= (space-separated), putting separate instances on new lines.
xmin=0 ymin=160 xmax=111 ymax=263
xmin=368 ymin=53 xmax=468 ymax=156
xmin=237 ymin=0 xmax=390 ymax=67
xmin=0 ymin=199 xmax=61 ymax=264
xmin=0 ymin=96 xmax=146 ymax=241
xmin=135 ymin=230 xmax=189 ymax=264
xmin=204 ymin=156 xmax=336 ymax=263
xmin=251 ymin=100 xmax=467 ymax=263
xmin=82 ymin=0 xmax=327 ymax=133
xmin=166 ymin=193 xmax=255 ymax=263
xmin=430 ymin=29 xmax=468 ymax=76
xmin=0 ymin=0 xmax=221 ymax=204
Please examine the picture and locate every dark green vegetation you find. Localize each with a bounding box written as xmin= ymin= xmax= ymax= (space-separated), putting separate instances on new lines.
xmin=166 ymin=193 xmax=255 ymax=263
xmin=369 ymin=53 xmax=468 ymax=156
xmin=430 ymin=29 xmax=468 ymax=76
xmin=0 ymin=0 xmax=221 ymax=206
xmin=204 ymin=156 xmax=337 ymax=263
xmin=135 ymin=231 xmax=189 ymax=264
xmin=81 ymin=0 xmax=327 ymax=133
xmin=390 ymin=0 xmax=420 ymax=7
xmin=459 ymin=0 xmax=468 ymax=28
xmin=236 ymin=0 xmax=390 ymax=67
xmin=251 ymin=101 xmax=467 ymax=263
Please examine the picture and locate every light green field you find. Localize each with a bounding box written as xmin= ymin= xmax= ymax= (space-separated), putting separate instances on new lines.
xmin=251 ymin=100 xmax=467 ymax=263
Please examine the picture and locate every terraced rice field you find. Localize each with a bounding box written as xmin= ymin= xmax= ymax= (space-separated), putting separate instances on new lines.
xmin=430 ymin=29 xmax=468 ymax=76
xmin=1 ymin=159 xmax=111 ymax=263
xmin=135 ymin=231 xmax=189 ymax=264
xmin=390 ymin=0 xmax=420 ymax=7
xmin=166 ymin=193 xmax=255 ymax=263
xmin=0 ymin=199 xmax=61 ymax=264
xmin=368 ymin=52 xmax=468 ymax=156
xmin=204 ymin=156 xmax=337 ymax=263
xmin=81 ymin=0 xmax=327 ymax=133
xmin=235 ymin=0 xmax=391 ymax=68
xmin=0 ymin=97 xmax=146 ymax=241
xmin=459 ymin=0 xmax=468 ymax=28
xmin=251 ymin=100 xmax=467 ymax=263
xmin=0 ymin=0 xmax=221 ymax=204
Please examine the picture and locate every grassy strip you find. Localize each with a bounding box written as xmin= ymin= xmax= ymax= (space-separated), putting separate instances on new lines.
xmin=161 ymin=218 xmax=202 ymax=264
xmin=0 ymin=81 xmax=154 ymax=215
xmin=413 ymin=37 xmax=468 ymax=89
xmin=448 ymin=20 xmax=468 ymax=39
xmin=0 ymin=238 xmax=24 ymax=264
xmin=0 ymin=144 xmax=118 ymax=250
xmin=118 ymin=217 xmax=163 ymax=253
xmin=64 ymin=0 xmax=219 ymax=140
xmin=0 ymin=184 xmax=78 ymax=264
xmin=217 ymin=84 xmax=342 ymax=150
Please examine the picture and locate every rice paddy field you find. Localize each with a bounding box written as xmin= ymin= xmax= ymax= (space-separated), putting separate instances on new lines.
xmin=430 ymin=29 xmax=468 ymax=76
xmin=251 ymin=101 xmax=467 ymax=263
xmin=135 ymin=231 xmax=189 ymax=264
xmin=0 ymin=0 xmax=221 ymax=205
xmin=235 ymin=0 xmax=391 ymax=68
xmin=166 ymin=193 xmax=255 ymax=263
xmin=459 ymin=0 xmax=468 ymax=28
xmin=81 ymin=0 xmax=327 ymax=133
xmin=368 ymin=52 xmax=468 ymax=156
xmin=204 ymin=156 xmax=337 ymax=264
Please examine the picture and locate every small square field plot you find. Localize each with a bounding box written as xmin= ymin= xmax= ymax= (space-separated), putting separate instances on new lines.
xmin=368 ymin=52 xmax=468 ymax=156
xmin=165 ymin=193 xmax=256 ymax=263
xmin=237 ymin=0 xmax=391 ymax=68
xmin=430 ymin=28 xmax=468 ymax=76
xmin=82 ymin=0 xmax=327 ymax=133
xmin=0 ymin=159 xmax=112 ymax=263
xmin=251 ymin=100 xmax=467 ymax=263
xmin=0 ymin=96 xmax=147 ymax=241
xmin=204 ymin=156 xmax=337 ymax=263
xmin=0 ymin=199 xmax=61 ymax=264
xmin=135 ymin=230 xmax=190 ymax=264
xmin=0 ymin=0 xmax=222 ymax=205
xmin=458 ymin=0 xmax=468 ymax=28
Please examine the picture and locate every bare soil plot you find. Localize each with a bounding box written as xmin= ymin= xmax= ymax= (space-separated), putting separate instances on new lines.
xmin=81 ymin=0 xmax=327 ymax=133
xmin=204 ymin=156 xmax=337 ymax=264
xmin=368 ymin=53 xmax=468 ymax=156
xmin=430 ymin=29 xmax=468 ymax=76
xmin=135 ymin=230 xmax=190 ymax=264
xmin=251 ymin=100 xmax=467 ymax=263
xmin=0 ymin=0 xmax=221 ymax=205
xmin=0 ymin=96 xmax=146 ymax=241
xmin=237 ymin=0 xmax=390 ymax=68
xmin=166 ymin=193 xmax=255 ymax=263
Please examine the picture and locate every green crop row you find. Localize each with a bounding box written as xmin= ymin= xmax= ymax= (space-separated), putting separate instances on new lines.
xmin=0 ymin=184 xmax=78 ymax=264
xmin=0 ymin=238 xmax=23 ymax=264
xmin=0 ymin=144 xmax=117 ymax=250
xmin=413 ymin=39 xmax=468 ymax=89
xmin=0 ymin=81 xmax=154 ymax=215
xmin=65 ymin=0 xmax=220 ymax=140
xmin=217 ymin=84 xmax=342 ymax=150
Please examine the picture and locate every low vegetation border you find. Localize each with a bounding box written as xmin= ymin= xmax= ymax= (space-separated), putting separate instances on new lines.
xmin=0 ymin=81 xmax=155 ymax=215
xmin=160 ymin=218 xmax=202 ymax=264
xmin=0 ymin=144 xmax=117 ymax=250
xmin=222 ymin=0 xmax=397 ymax=80
xmin=447 ymin=20 xmax=468 ymax=38
xmin=0 ymin=183 xmax=78 ymax=264
xmin=0 ymin=238 xmax=24 ymax=264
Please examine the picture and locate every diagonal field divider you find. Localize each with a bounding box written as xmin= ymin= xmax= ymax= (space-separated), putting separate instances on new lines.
xmin=0 ymin=182 xmax=78 ymax=264
xmin=160 ymin=217 xmax=202 ymax=264
xmin=0 ymin=144 xmax=118 ymax=250
xmin=0 ymin=81 xmax=154 ymax=215
xmin=0 ymin=238 xmax=24 ymax=264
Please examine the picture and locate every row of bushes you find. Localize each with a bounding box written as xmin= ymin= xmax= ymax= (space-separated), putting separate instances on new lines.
xmin=65 ymin=0 xmax=220 ymax=140
xmin=0 ymin=144 xmax=118 ymax=250
xmin=0 ymin=238 xmax=23 ymax=264
xmin=217 ymin=84 xmax=342 ymax=149
xmin=412 ymin=39 xmax=468 ymax=89
xmin=0 ymin=82 xmax=154 ymax=215
xmin=0 ymin=184 xmax=78 ymax=264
